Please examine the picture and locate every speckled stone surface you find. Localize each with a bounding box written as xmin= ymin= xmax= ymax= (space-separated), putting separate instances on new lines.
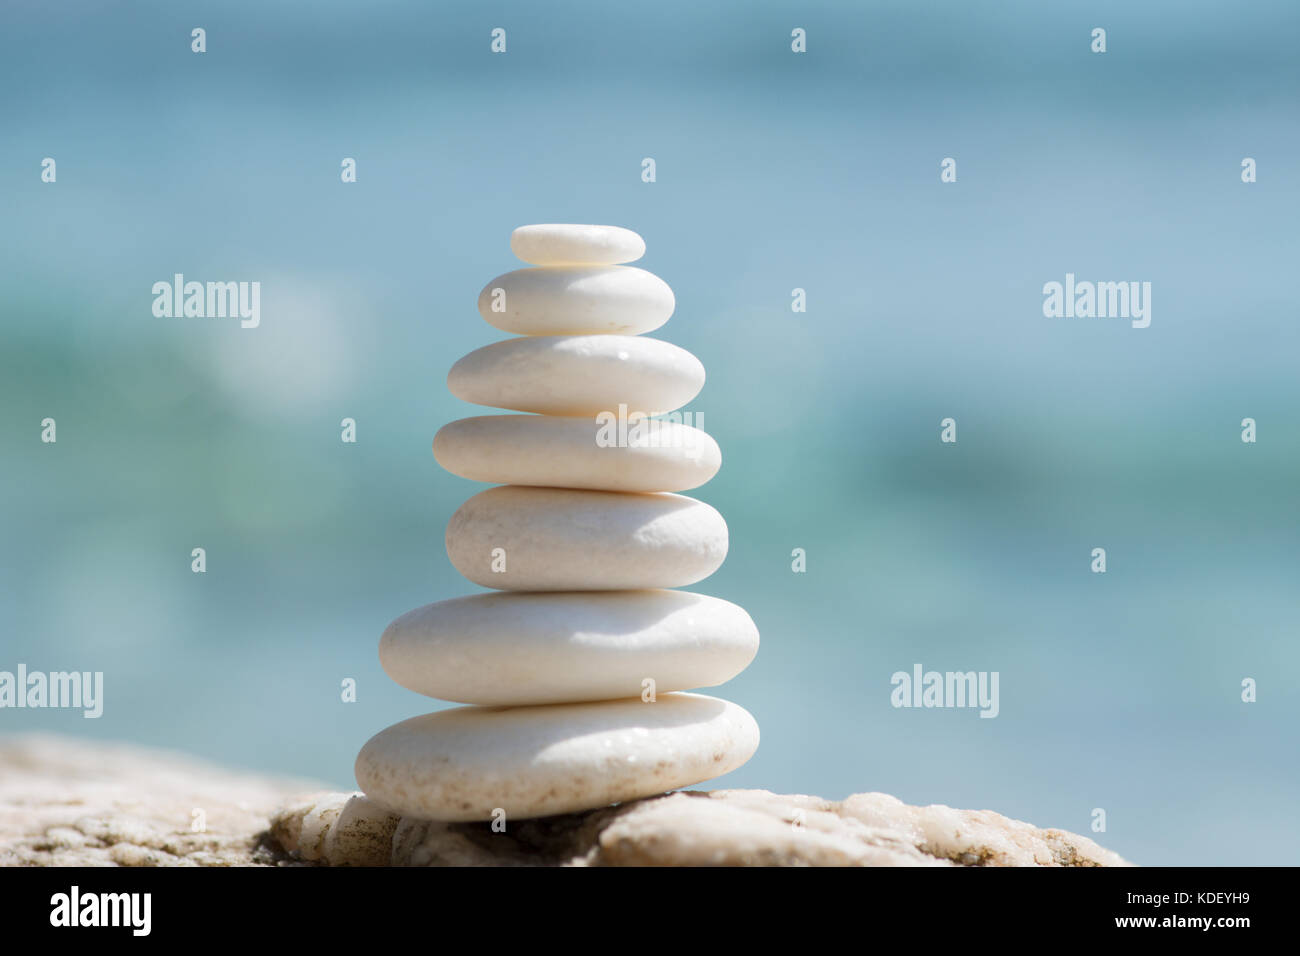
xmin=274 ymin=788 xmax=1133 ymax=867
xmin=2 ymin=734 xmax=1131 ymax=867
xmin=0 ymin=734 xmax=322 ymax=866
xmin=353 ymin=693 xmax=760 ymax=821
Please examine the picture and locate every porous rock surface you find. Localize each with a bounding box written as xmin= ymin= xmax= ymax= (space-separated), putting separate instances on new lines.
xmin=0 ymin=734 xmax=315 ymax=866
xmin=1 ymin=734 xmax=1130 ymax=867
xmin=273 ymin=789 xmax=1131 ymax=867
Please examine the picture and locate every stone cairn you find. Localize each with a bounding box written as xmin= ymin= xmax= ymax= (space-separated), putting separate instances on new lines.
xmin=355 ymin=225 xmax=759 ymax=822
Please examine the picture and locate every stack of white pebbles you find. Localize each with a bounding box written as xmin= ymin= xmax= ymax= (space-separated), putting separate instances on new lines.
xmin=355 ymin=224 xmax=760 ymax=822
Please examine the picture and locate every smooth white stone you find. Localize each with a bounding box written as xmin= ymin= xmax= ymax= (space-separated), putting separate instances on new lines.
xmin=433 ymin=415 xmax=720 ymax=493
xmin=447 ymin=335 xmax=705 ymax=416
xmin=446 ymin=486 xmax=727 ymax=590
xmin=354 ymin=693 xmax=759 ymax=821
xmin=477 ymin=266 xmax=674 ymax=336
xmin=379 ymin=590 xmax=759 ymax=706
xmin=510 ymin=224 xmax=645 ymax=266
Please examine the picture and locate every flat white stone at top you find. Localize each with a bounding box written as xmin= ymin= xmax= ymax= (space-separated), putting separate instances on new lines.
xmin=477 ymin=265 xmax=674 ymax=336
xmin=354 ymin=692 xmax=760 ymax=821
xmin=445 ymin=485 xmax=727 ymax=590
xmin=510 ymin=224 xmax=646 ymax=265
xmin=379 ymin=589 xmax=759 ymax=706
xmin=447 ymin=334 xmax=705 ymax=416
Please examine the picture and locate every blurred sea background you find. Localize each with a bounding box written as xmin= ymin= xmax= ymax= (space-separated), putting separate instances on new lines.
xmin=2 ymin=0 xmax=1297 ymax=865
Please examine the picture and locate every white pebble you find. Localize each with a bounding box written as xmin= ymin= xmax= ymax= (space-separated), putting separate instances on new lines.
xmin=477 ymin=266 xmax=674 ymax=336
xmin=354 ymin=693 xmax=759 ymax=820
xmin=445 ymin=486 xmax=727 ymax=590
xmin=433 ymin=415 xmax=720 ymax=493
xmin=379 ymin=590 xmax=759 ymax=705
xmin=510 ymin=224 xmax=646 ymax=265
xmin=448 ymin=335 xmax=705 ymax=416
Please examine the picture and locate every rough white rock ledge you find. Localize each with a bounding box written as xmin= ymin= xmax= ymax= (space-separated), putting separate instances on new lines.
xmin=0 ymin=734 xmax=316 ymax=866
xmin=272 ymin=789 xmax=1132 ymax=867
xmin=0 ymin=735 xmax=1130 ymax=867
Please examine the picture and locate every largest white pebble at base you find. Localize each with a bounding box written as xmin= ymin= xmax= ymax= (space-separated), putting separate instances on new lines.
xmin=477 ymin=266 xmax=674 ymax=336
xmin=354 ymin=693 xmax=760 ymax=821
xmin=510 ymin=223 xmax=646 ymax=265
xmin=447 ymin=335 xmax=705 ymax=416
xmin=445 ymin=486 xmax=728 ymax=590
xmin=378 ymin=589 xmax=759 ymax=706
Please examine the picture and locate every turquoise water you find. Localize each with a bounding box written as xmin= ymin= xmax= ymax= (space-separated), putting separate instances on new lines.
xmin=2 ymin=0 xmax=1297 ymax=865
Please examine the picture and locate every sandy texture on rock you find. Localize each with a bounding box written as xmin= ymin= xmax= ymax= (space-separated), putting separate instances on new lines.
xmin=2 ymin=734 xmax=1130 ymax=867
xmin=0 ymin=734 xmax=324 ymax=866
xmin=273 ymin=788 xmax=1132 ymax=867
